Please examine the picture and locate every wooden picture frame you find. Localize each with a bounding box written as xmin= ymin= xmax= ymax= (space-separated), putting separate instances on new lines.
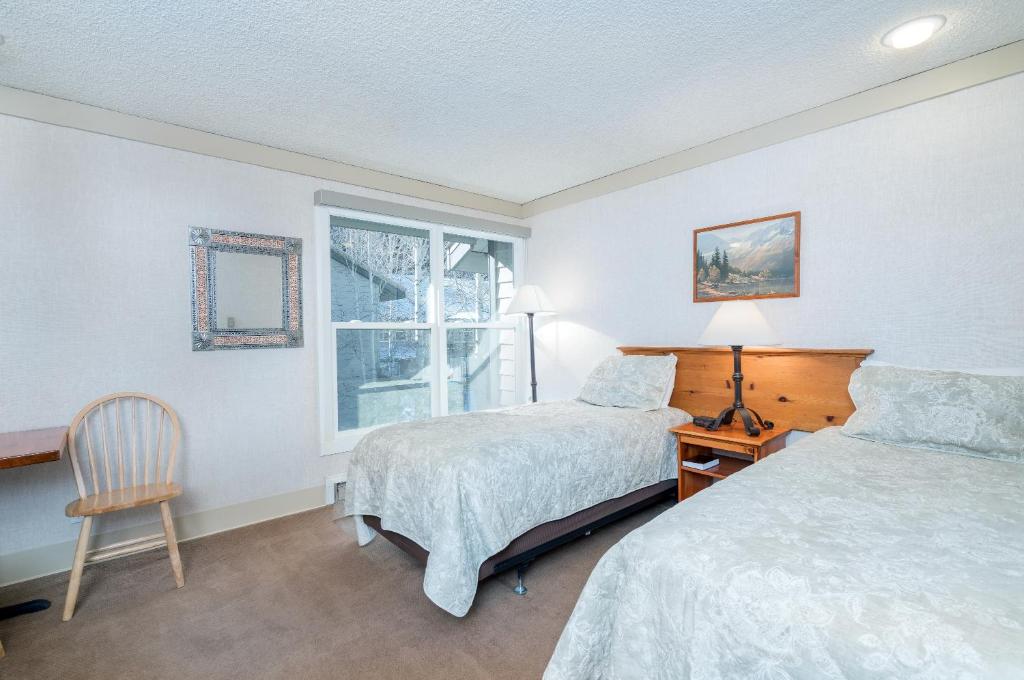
xmin=693 ymin=211 xmax=800 ymax=303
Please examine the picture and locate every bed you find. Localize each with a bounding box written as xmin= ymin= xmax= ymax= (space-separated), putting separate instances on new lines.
xmin=343 ymin=347 xmax=873 ymax=617
xmin=545 ymin=365 xmax=1024 ymax=679
xmin=344 ymin=354 xmax=689 ymax=617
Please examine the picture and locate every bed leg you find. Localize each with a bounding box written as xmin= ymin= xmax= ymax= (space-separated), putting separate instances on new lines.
xmin=514 ymin=564 xmax=529 ymax=596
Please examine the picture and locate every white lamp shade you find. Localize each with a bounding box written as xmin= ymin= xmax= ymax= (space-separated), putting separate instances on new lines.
xmin=698 ymin=301 xmax=780 ymax=347
xmin=506 ymin=285 xmax=557 ymax=316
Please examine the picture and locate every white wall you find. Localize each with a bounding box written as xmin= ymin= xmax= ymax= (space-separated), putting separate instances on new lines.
xmin=526 ymin=74 xmax=1024 ymax=401
xmin=3 ymin=72 xmax=1021 ymax=579
xmin=0 ymin=114 xmax=523 ymax=572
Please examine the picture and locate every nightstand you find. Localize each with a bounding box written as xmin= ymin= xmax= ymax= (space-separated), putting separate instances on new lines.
xmin=669 ymin=422 xmax=791 ymax=501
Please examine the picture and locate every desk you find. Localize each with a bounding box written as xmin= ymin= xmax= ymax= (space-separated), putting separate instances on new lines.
xmin=0 ymin=426 xmax=69 ymax=659
xmin=0 ymin=427 xmax=67 ymax=469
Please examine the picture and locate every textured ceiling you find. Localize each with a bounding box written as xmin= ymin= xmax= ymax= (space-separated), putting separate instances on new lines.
xmin=1 ymin=1 xmax=1023 ymax=203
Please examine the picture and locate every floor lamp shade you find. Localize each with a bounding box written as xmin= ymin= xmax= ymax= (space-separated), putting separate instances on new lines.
xmin=506 ymin=285 xmax=556 ymax=403
xmin=506 ymin=285 xmax=557 ymax=316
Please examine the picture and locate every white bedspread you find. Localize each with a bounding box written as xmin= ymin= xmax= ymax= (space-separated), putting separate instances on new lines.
xmin=545 ymin=427 xmax=1024 ymax=680
xmin=344 ymin=400 xmax=689 ymax=616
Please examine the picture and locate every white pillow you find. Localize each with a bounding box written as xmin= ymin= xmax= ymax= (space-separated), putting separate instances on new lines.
xmin=579 ymin=355 xmax=678 ymax=411
xmin=841 ymin=365 xmax=1024 ymax=463
xmin=661 ymin=365 xmax=677 ymax=407
xmin=861 ymin=359 xmax=1024 ymax=376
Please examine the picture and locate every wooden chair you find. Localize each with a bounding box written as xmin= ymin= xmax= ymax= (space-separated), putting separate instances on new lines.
xmin=62 ymin=392 xmax=185 ymax=621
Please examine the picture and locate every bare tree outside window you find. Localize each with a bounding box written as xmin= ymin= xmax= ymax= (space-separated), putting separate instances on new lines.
xmin=329 ymin=216 xmax=519 ymax=432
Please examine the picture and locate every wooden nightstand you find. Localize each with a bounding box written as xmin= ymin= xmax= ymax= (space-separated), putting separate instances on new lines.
xmin=670 ymin=422 xmax=791 ymax=501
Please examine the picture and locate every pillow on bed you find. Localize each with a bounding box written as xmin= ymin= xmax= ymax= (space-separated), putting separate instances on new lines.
xmin=579 ymin=355 xmax=677 ymax=411
xmin=841 ymin=365 xmax=1024 ymax=463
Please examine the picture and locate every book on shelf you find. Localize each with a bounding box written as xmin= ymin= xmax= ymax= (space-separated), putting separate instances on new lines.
xmin=682 ymin=454 xmax=720 ymax=470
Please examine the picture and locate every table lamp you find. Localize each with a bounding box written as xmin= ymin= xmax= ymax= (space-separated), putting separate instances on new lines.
xmin=698 ymin=300 xmax=780 ymax=436
xmin=506 ymin=285 xmax=557 ymax=402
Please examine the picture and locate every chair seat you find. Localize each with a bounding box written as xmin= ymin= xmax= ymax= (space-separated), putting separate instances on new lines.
xmin=65 ymin=482 xmax=183 ymax=517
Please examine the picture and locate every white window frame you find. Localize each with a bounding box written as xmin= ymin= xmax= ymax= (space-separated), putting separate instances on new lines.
xmin=315 ymin=205 xmax=527 ymax=455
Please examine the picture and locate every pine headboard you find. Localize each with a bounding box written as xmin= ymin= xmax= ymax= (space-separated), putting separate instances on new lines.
xmin=618 ymin=346 xmax=874 ymax=432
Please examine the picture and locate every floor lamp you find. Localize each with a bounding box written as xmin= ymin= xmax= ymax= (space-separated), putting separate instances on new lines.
xmin=698 ymin=300 xmax=780 ymax=436
xmin=506 ymin=285 xmax=557 ymax=402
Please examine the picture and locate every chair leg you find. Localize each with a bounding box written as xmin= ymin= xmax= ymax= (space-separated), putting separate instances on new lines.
xmin=62 ymin=516 xmax=93 ymax=621
xmin=159 ymin=501 xmax=185 ymax=588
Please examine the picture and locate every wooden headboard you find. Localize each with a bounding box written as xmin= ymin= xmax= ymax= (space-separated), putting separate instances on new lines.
xmin=619 ymin=347 xmax=873 ymax=432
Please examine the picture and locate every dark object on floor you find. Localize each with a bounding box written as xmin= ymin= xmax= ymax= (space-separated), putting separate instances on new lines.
xmin=0 ymin=599 xmax=50 ymax=620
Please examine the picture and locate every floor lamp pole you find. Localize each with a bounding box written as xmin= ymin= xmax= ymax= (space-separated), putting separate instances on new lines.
xmin=527 ymin=312 xmax=538 ymax=402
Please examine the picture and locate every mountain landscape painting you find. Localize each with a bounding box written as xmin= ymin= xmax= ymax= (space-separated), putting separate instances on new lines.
xmin=693 ymin=212 xmax=800 ymax=302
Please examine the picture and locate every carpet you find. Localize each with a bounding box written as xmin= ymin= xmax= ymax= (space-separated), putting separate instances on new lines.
xmin=0 ymin=501 xmax=670 ymax=679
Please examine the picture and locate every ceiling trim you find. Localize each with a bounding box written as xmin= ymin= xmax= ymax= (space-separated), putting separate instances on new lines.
xmin=520 ymin=40 xmax=1024 ymax=217
xmin=314 ymin=189 xmax=530 ymax=239
xmin=1 ymin=41 xmax=1021 ymax=220
xmin=0 ymin=85 xmax=524 ymax=219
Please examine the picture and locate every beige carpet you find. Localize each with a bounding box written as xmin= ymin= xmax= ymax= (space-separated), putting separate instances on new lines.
xmin=0 ymin=501 xmax=670 ymax=680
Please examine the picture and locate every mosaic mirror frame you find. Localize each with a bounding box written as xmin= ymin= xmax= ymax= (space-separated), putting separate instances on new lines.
xmin=189 ymin=227 xmax=303 ymax=351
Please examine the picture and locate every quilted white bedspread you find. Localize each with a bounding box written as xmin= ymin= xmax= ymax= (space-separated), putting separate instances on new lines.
xmin=344 ymin=400 xmax=689 ymax=616
xmin=545 ymin=427 xmax=1024 ymax=680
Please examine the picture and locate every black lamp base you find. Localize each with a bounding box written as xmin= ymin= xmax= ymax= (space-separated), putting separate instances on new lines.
xmin=703 ymin=344 xmax=775 ymax=437
xmin=708 ymin=404 xmax=773 ymax=437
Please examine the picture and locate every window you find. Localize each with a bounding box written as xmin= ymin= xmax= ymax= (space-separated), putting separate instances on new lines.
xmin=317 ymin=208 xmax=525 ymax=452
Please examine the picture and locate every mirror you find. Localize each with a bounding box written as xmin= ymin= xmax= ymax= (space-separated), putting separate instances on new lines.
xmin=189 ymin=227 xmax=303 ymax=350
xmin=214 ymin=252 xmax=284 ymax=330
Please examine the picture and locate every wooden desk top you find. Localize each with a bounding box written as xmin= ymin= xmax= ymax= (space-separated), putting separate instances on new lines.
xmin=0 ymin=427 xmax=68 ymax=470
xmin=669 ymin=421 xmax=791 ymax=446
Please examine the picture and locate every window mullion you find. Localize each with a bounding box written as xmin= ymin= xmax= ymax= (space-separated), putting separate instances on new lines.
xmin=514 ymin=237 xmax=528 ymax=403
xmin=429 ymin=226 xmax=447 ymax=418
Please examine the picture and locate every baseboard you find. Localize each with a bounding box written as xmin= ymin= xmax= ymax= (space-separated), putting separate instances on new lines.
xmin=0 ymin=485 xmax=326 ymax=587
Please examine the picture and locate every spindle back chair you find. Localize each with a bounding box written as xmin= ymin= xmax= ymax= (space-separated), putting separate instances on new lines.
xmin=62 ymin=392 xmax=185 ymax=621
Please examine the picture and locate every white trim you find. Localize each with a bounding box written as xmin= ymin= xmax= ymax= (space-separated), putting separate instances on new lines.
xmin=521 ymin=41 xmax=1024 ymax=216
xmin=430 ymin=226 xmax=446 ymax=418
xmin=0 ymin=85 xmax=522 ymax=218
xmin=316 ymin=204 xmax=527 ymax=456
xmin=0 ymin=485 xmax=326 ymax=587
xmin=313 ymin=190 xmax=530 ymax=238
xmin=332 ymin=321 xmax=432 ymax=330
xmin=2 ymin=44 xmax=1019 ymax=219
xmin=2 ymin=44 xmax=1019 ymax=220
xmin=444 ymin=322 xmax=518 ymax=329
xmin=315 ymin=206 xmax=337 ymax=456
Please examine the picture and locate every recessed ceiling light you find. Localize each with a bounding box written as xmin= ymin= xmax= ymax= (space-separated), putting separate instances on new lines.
xmin=882 ymin=16 xmax=946 ymax=49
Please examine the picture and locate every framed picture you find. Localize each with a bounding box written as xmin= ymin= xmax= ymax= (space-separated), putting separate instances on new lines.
xmin=693 ymin=211 xmax=800 ymax=303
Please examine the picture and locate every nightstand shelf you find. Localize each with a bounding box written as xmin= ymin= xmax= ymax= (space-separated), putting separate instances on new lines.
xmin=681 ymin=455 xmax=751 ymax=480
xmin=670 ymin=422 xmax=791 ymax=501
